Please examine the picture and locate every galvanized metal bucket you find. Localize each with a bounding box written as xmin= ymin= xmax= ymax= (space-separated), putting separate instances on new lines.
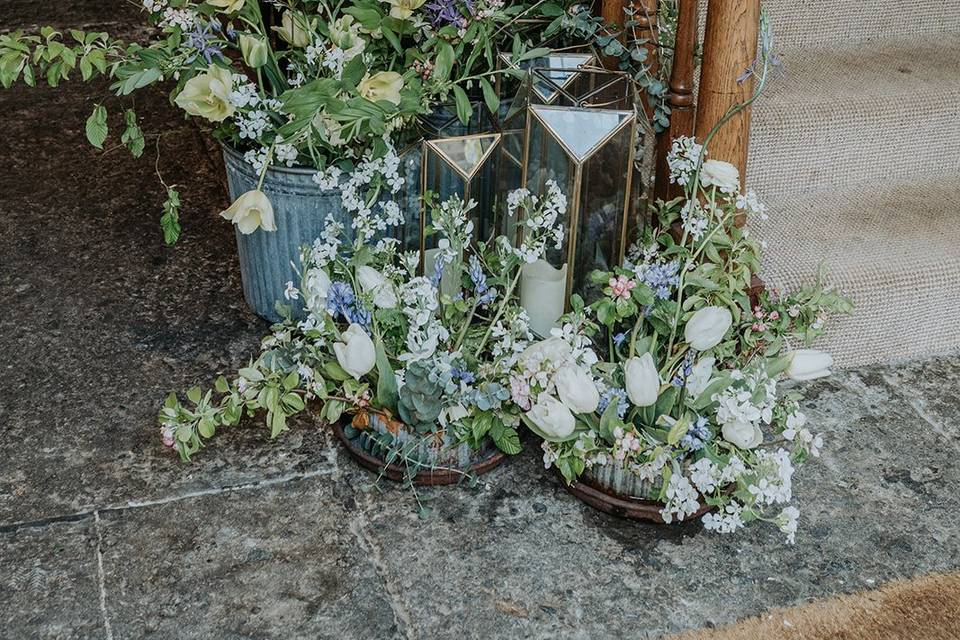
xmin=222 ymin=144 xmax=347 ymax=323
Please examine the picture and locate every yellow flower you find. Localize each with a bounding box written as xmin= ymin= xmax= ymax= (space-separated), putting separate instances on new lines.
xmin=328 ymin=15 xmax=366 ymax=61
xmin=272 ymin=11 xmax=313 ymax=48
xmin=357 ymin=71 xmax=404 ymax=106
xmin=206 ymin=0 xmax=245 ymax=12
xmin=383 ymin=0 xmax=427 ymax=20
xmin=220 ymin=190 xmax=277 ymax=234
xmin=238 ymin=34 xmax=269 ymax=68
xmin=174 ymin=65 xmax=235 ymax=122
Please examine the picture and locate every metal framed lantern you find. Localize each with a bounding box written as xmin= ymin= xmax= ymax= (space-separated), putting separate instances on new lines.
xmin=495 ymin=52 xmax=596 ymax=213
xmin=518 ymin=70 xmax=639 ymax=335
xmin=417 ymin=133 xmax=502 ymax=284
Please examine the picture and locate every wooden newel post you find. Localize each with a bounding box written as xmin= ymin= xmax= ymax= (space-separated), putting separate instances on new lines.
xmin=654 ymin=0 xmax=698 ymax=201
xmin=694 ymin=0 xmax=760 ymax=194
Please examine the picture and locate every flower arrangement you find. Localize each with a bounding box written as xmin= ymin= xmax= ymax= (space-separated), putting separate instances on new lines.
xmin=158 ymin=182 xmax=570 ymax=485
xmin=0 ymin=0 xmax=561 ymax=242
xmin=517 ymin=136 xmax=851 ymax=541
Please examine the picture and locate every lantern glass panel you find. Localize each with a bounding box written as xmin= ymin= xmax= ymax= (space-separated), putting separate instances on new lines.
xmin=524 ymin=104 xmax=635 ymax=299
xmin=421 ymin=133 xmax=501 ymax=254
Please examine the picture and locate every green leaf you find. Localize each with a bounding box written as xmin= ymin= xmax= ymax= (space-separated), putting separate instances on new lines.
xmin=491 ymin=424 xmax=522 ymax=455
xmin=479 ymin=77 xmax=499 ymax=115
xmin=433 ymin=41 xmax=455 ymax=82
xmin=282 ymin=370 xmax=300 ymax=391
xmin=324 ymin=361 xmax=351 ymax=382
xmin=374 ymin=339 xmax=398 ymax=412
xmin=186 ymin=386 xmax=202 ymax=405
xmin=198 ymin=419 xmax=215 ymax=439
xmin=451 ymin=84 xmax=473 ymax=126
xmin=160 ymin=187 xmax=181 ymax=245
xmin=85 ymin=104 xmax=108 ymax=149
xmin=598 ymin=399 xmax=621 ymax=444
xmin=666 ymin=415 xmax=690 ymax=445
xmin=121 ymin=109 xmax=145 ymax=158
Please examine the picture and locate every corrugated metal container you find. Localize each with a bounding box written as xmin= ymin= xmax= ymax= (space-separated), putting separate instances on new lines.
xmin=222 ymin=144 xmax=347 ymax=322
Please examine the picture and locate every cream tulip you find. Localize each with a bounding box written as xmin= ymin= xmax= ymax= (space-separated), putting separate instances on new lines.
xmin=357 ymin=71 xmax=404 ymax=106
xmin=527 ymin=393 xmax=576 ymax=440
xmin=624 ymin=353 xmax=660 ymax=407
xmin=207 ymin=0 xmax=245 ymax=12
xmin=333 ymin=324 xmax=376 ymax=380
xmin=272 ymin=11 xmax=313 ymax=48
xmin=238 ymin=34 xmax=269 ymax=69
xmin=555 ymin=365 xmax=600 ymax=415
xmin=686 ymin=356 xmax=715 ymax=397
xmin=786 ymin=349 xmax=833 ymax=381
xmin=174 ymin=65 xmax=235 ymax=122
xmin=722 ymin=420 xmax=763 ymax=449
xmin=384 ymin=0 xmax=427 ymax=20
xmin=219 ymin=190 xmax=276 ymax=234
xmin=684 ymin=306 xmax=733 ymax=351
xmin=699 ymin=159 xmax=740 ymax=193
xmin=356 ymin=265 xmax=398 ymax=309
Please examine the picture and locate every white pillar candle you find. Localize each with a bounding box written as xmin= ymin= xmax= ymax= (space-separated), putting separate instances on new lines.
xmin=521 ymin=259 xmax=568 ymax=337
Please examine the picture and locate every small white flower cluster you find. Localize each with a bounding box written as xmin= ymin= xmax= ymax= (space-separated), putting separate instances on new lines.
xmin=775 ymin=506 xmax=800 ymax=544
xmin=314 ymin=146 xmax=405 ymax=244
xmin=736 ymin=189 xmax=768 ymax=221
xmin=702 ymin=503 xmax=746 ymax=534
xmin=159 ymin=7 xmax=198 ymax=30
xmin=680 ymin=200 xmax=709 ymax=241
xmin=398 ymin=277 xmax=448 ymax=363
xmin=509 ymin=181 xmax=567 ymax=264
xmin=275 ymin=143 xmax=298 ymax=167
xmin=660 ymin=472 xmax=701 ymax=523
xmin=749 ymin=448 xmax=795 ymax=506
xmin=243 ymin=147 xmax=272 ymax=174
xmin=782 ymin=409 xmax=824 ymax=457
xmin=666 ymin=136 xmax=705 ymax=187
xmin=142 ymin=0 xmax=167 ymax=13
xmin=312 ymin=166 xmax=343 ymax=190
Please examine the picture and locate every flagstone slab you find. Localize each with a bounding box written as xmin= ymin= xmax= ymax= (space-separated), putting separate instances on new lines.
xmin=95 ymin=475 xmax=401 ymax=639
xmin=338 ymin=368 xmax=960 ymax=639
xmin=0 ymin=520 xmax=104 ymax=640
xmin=0 ymin=55 xmax=342 ymax=524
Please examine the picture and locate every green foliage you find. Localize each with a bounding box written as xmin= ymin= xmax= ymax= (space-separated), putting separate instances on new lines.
xmin=84 ymin=104 xmax=108 ymax=149
xmin=397 ymin=360 xmax=445 ymax=434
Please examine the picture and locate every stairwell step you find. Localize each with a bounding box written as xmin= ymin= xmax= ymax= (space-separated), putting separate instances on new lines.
xmin=757 ymin=174 xmax=960 ymax=367
xmin=747 ymin=40 xmax=960 ymax=199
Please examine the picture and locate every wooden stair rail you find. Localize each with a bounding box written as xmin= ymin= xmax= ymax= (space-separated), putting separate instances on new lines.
xmin=654 ymin=0 xmax=698 ymax=201
xmin=694 ymin=0 xmax=760 ymax=203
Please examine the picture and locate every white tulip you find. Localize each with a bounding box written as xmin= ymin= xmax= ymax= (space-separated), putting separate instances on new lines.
xmin=520 ymin=337 xmax=573 ymax=368
xmin=527 ymin=393 xmax=576 ymax=440
xmin=304 ymin=267 xmax=332 ymax=313
xmin=699 ymin=159 xmax=740 ymax=193
xmin=722 ymin=420 xmax=763 ymax=449
xmin=685 ymin=306 xmax=733 ymax=351
xmin=555 ymin=365 xmax=600 ymax=414
xmin=356 ymin=265 xmax=398 ymax=309
xmin=786 ymin=349 xmax=833 ymax=381
xmin=219 ymin=190 xmax=276 ymax=234
xmin=333 ymin=324 xmax=376 ymax=380
xmin=686 ymin=356 xmax=716 ymax=397
xmin=624 ymin=353 xmax=660 ymax=407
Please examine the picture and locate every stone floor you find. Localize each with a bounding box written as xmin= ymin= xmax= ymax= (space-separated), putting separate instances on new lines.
xmin=3 ymin=3 xmax=960 ymax=639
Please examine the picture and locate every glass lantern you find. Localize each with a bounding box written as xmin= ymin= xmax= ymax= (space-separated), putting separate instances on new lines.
xmin=517 ymin=71 xmax=639 ymax=335
xmin=495 ymin=53 xmax=596 ymax=207
xmin=416 ymin=133 xmax=502 ymax=283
